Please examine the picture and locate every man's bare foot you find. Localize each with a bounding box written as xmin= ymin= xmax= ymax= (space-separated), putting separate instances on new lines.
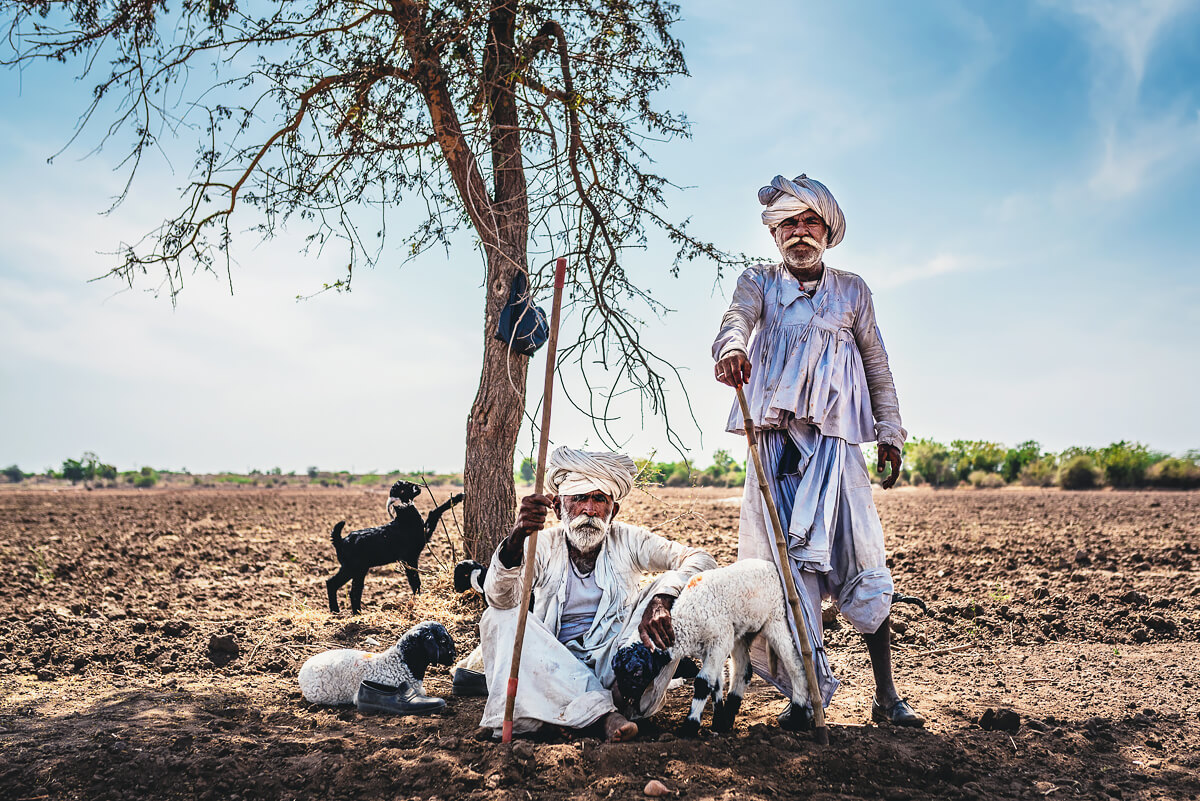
xmin=602 ymin=711 xmax=638 ymax=742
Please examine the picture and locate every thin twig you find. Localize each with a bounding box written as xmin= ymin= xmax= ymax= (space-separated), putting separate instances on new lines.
xmin=246 ymin=634 xmax=269 ymax=665
xmin=918 ymin=643 xmax=978 ymax=657
xmin=419 ymin=475 xmax=458 ymax=564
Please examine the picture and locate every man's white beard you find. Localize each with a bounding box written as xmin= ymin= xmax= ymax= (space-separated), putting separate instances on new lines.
xmin=565 ymin=511 xmax=610 ymax=552
xmin=780 ymin=234 xmax=825 ymax=271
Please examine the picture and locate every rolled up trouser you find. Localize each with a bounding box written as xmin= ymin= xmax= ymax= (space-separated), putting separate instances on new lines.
xmin=739 ymin=422 xmax=895 ymax=705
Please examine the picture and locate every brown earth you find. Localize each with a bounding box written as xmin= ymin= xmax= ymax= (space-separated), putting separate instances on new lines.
xmin=1 ymin=485 xmax=1198 ymax=801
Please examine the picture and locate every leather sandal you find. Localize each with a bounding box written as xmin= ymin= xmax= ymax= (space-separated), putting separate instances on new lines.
xmin=451 ymin=668 xmax=489 ymax=697
xmin=871 ymin=697 xmax=925 ymax=727
xmin=356 ymin=679 xmax=446 ymax=715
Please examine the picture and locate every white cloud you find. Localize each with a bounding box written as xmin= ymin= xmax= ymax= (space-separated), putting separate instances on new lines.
xmin=1045 ymin=0 xmax=1200 ymax=197
xmin=1049 ymin=0 xmax=1193 ymax=89
xmin=861 ymin=252 xmax=970 ymax=289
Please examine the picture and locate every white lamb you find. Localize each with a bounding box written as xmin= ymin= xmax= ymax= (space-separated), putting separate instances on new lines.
xmin=612 ymin=558 xmax=814 ymax=735
xmin=298 ymin=620 xmax=456 ymax=705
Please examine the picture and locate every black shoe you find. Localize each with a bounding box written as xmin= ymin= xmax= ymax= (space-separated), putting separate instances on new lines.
xmin=871 ymin=697 xmax=924 ymax=727
xmin=777 ymin=702 xmax=815 ymax=732
xmin=452 ymin=668 xmax=488 ymax=697
xmin=356 ymin=679 xmax=446 ymax=715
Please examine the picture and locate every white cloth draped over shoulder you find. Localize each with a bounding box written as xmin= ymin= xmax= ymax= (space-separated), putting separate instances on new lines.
xmin=713 ymin=263 xmax=906 ymax=450
xmin=479 ymin=521 xmax=716 ymax=735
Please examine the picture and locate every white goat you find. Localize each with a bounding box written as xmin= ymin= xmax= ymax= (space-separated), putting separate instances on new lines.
xmin=298 ymin=620 xmax=456 ymax=705
xmin=613 ymin=559 xmax=813 ymax=735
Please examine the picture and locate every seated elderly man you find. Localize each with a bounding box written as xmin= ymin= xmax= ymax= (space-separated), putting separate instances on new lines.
xmin=475 ymin=446 xmax=716 ymax=741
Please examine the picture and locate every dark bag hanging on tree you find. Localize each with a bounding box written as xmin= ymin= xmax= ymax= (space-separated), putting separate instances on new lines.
xmin=495 ymin=270 xmax=550 ymax=356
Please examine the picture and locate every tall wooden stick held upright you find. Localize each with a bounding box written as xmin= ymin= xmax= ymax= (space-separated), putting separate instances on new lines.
xmin=502 ymin=256 xmax=567 ymax=743
xmin=735 ymin=384 xmax=829 ymax=745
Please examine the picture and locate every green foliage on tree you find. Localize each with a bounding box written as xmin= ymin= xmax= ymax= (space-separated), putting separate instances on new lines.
xmin=1002 ymin=440 xmax=1043 ymax=483
xmin=59 ymin=452 xmax=117 ymax=485
xmin=517 ymin=457 xmax=536 ymax=485
xmin=1095 ymin=441 xmax=1163 ymax=488
xmin=947 ymin=440 xmax=1006 ymax=482
xmin=1 ymin=465 xmax=22 ymax=483
xmin=905 ymin=438 xmax=957 ymax=487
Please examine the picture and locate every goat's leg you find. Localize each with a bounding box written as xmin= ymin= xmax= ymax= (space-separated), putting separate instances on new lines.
xmin=349 ymin=573 xmax=367 ymax=615
xmin=683 ymin=636 xmax=731 ymax=737
xmin=326 ymin=568 xmax=353 ymax=614
xmin=404 ymin=563 xmax=421 ymax=595
xmin=714 ymin=636 xmax=754 ymax=732
xmin=423 ymin=493 xmax=464 ymax=538
xmin=764 ymin=616 xmax=814 ymax=732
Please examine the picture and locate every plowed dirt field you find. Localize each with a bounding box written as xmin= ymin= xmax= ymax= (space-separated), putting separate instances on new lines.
xmin=2 ymin=486 xmax=1198 ymax=800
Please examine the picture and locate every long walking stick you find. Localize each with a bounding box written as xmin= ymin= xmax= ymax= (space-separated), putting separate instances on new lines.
xmin=735 ymin=384 xmax=829 ymax=745
xmin=502 ymin=257 xmax=567 ymax=743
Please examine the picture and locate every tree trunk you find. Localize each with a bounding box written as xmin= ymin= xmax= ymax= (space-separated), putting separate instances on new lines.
xmin=460 ymin=1 xmax=532 ymax=561
xmin=462 ymin=240 xmax=530 ymax=560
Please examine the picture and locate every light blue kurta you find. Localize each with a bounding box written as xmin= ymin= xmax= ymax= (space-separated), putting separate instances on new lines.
xmin=714 ymin=262 xmax=906 ymax=704
xmin=713 ymin=263 xmax=905 ymax=449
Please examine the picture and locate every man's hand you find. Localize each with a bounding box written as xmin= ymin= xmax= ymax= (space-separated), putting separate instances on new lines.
xmin=714 ymin=352 xmax=752 ymax=387
xmin=877 ymin=444 xmax=902 ymax=490
xmin=499 ymin=493 xmax=554 ymax=567
xmin=639 ymin=594 xmax=675 ymax=650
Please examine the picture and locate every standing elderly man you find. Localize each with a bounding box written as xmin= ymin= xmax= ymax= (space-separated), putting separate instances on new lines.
xmin=475 ymin=445 xmax=716 ymax=741
xmin=712 ymin=174 xmax=922 ymax=727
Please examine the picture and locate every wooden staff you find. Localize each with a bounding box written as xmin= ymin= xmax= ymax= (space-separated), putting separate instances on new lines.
xmin=502 ymin=256 xmax=567 ymax=743
xmin=735 ymin=384 xmax=829 ymax=745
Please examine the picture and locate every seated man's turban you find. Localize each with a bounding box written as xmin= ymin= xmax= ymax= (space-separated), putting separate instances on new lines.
xmin=758 ymin=174 xmax=846 ymax=248
xmin=546 ymin=446 xmax=637 ymax=502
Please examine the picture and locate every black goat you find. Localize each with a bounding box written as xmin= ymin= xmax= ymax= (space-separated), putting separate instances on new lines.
xmin=326 ymin=481 xmax=465 ymax=614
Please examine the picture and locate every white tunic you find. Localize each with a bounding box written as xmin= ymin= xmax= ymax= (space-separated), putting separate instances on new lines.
xmin=712 ymin=263 xmax=906 ymax=449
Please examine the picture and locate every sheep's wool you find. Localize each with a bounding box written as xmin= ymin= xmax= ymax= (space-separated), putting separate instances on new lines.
xmin=758 ymin=174 xmax=846 ymax=248
xmin=546 ymin=446 xmax=636 ymax=501
xmin=298 ymin=646 xmax=417 ymax=705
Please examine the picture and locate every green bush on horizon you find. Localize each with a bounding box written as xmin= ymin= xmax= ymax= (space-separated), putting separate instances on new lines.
xmin=1058 ymin=454 xmax=1100 ymax=490
xmin=1145 ymin=457 xmax=1200 ymax=489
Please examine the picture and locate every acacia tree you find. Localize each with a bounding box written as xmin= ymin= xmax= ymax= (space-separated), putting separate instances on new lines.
xmin=2 ymin=1 xmax=739 ymax=557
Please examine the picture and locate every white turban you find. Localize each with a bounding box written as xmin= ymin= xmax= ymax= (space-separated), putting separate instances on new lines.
xmin=546 ymin=446 xmax=637 ymax=501
xmin=758 ymin=174 xmax=846 ymax=248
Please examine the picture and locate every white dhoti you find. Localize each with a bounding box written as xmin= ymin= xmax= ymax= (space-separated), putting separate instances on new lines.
xmin=740 ymin=420 xmax=894 ymax=705
xmin=478 ymin=576 xmax=681 ymax=736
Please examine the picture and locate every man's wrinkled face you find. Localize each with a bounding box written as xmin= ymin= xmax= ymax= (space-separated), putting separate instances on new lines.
xmin=560 ymin=490 xmax=615 ymax=552
xmin=771 ymin=210 xmax=827 ymax=271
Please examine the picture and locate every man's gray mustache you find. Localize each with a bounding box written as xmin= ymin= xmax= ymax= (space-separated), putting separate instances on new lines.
xmin=783 ymin=235 xmax=822 ymax=249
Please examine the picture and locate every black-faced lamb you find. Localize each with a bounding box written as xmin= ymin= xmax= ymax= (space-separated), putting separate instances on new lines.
xmin=297 ymin=620 xmax=457 ymax=709
xmin=613 ymin=558 xmax=814 ymax=736
xmin=453 ymin=558 xmax=487 ymax=595
xmin=325 ymin=480 xmax=465 ymax=614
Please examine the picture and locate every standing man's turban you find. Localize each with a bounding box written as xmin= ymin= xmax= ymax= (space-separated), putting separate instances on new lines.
xmin=758 ymin=174 xmax=846 ymax=248
xmin=546 ymin=446 xmax=637 ymax=501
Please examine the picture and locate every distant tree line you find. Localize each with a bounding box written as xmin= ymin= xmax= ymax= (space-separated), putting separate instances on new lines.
xmin=515 ymin=450 xmax=746 ymax=489
xmin=7 ymin=441 xmax=1198 ymax=491
xmin=899 ymin=439 xmax=1200 ymax=490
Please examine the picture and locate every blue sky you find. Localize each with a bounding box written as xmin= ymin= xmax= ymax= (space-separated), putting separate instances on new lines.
xmin=2 ymin=0 xmax=1198 ymax=474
